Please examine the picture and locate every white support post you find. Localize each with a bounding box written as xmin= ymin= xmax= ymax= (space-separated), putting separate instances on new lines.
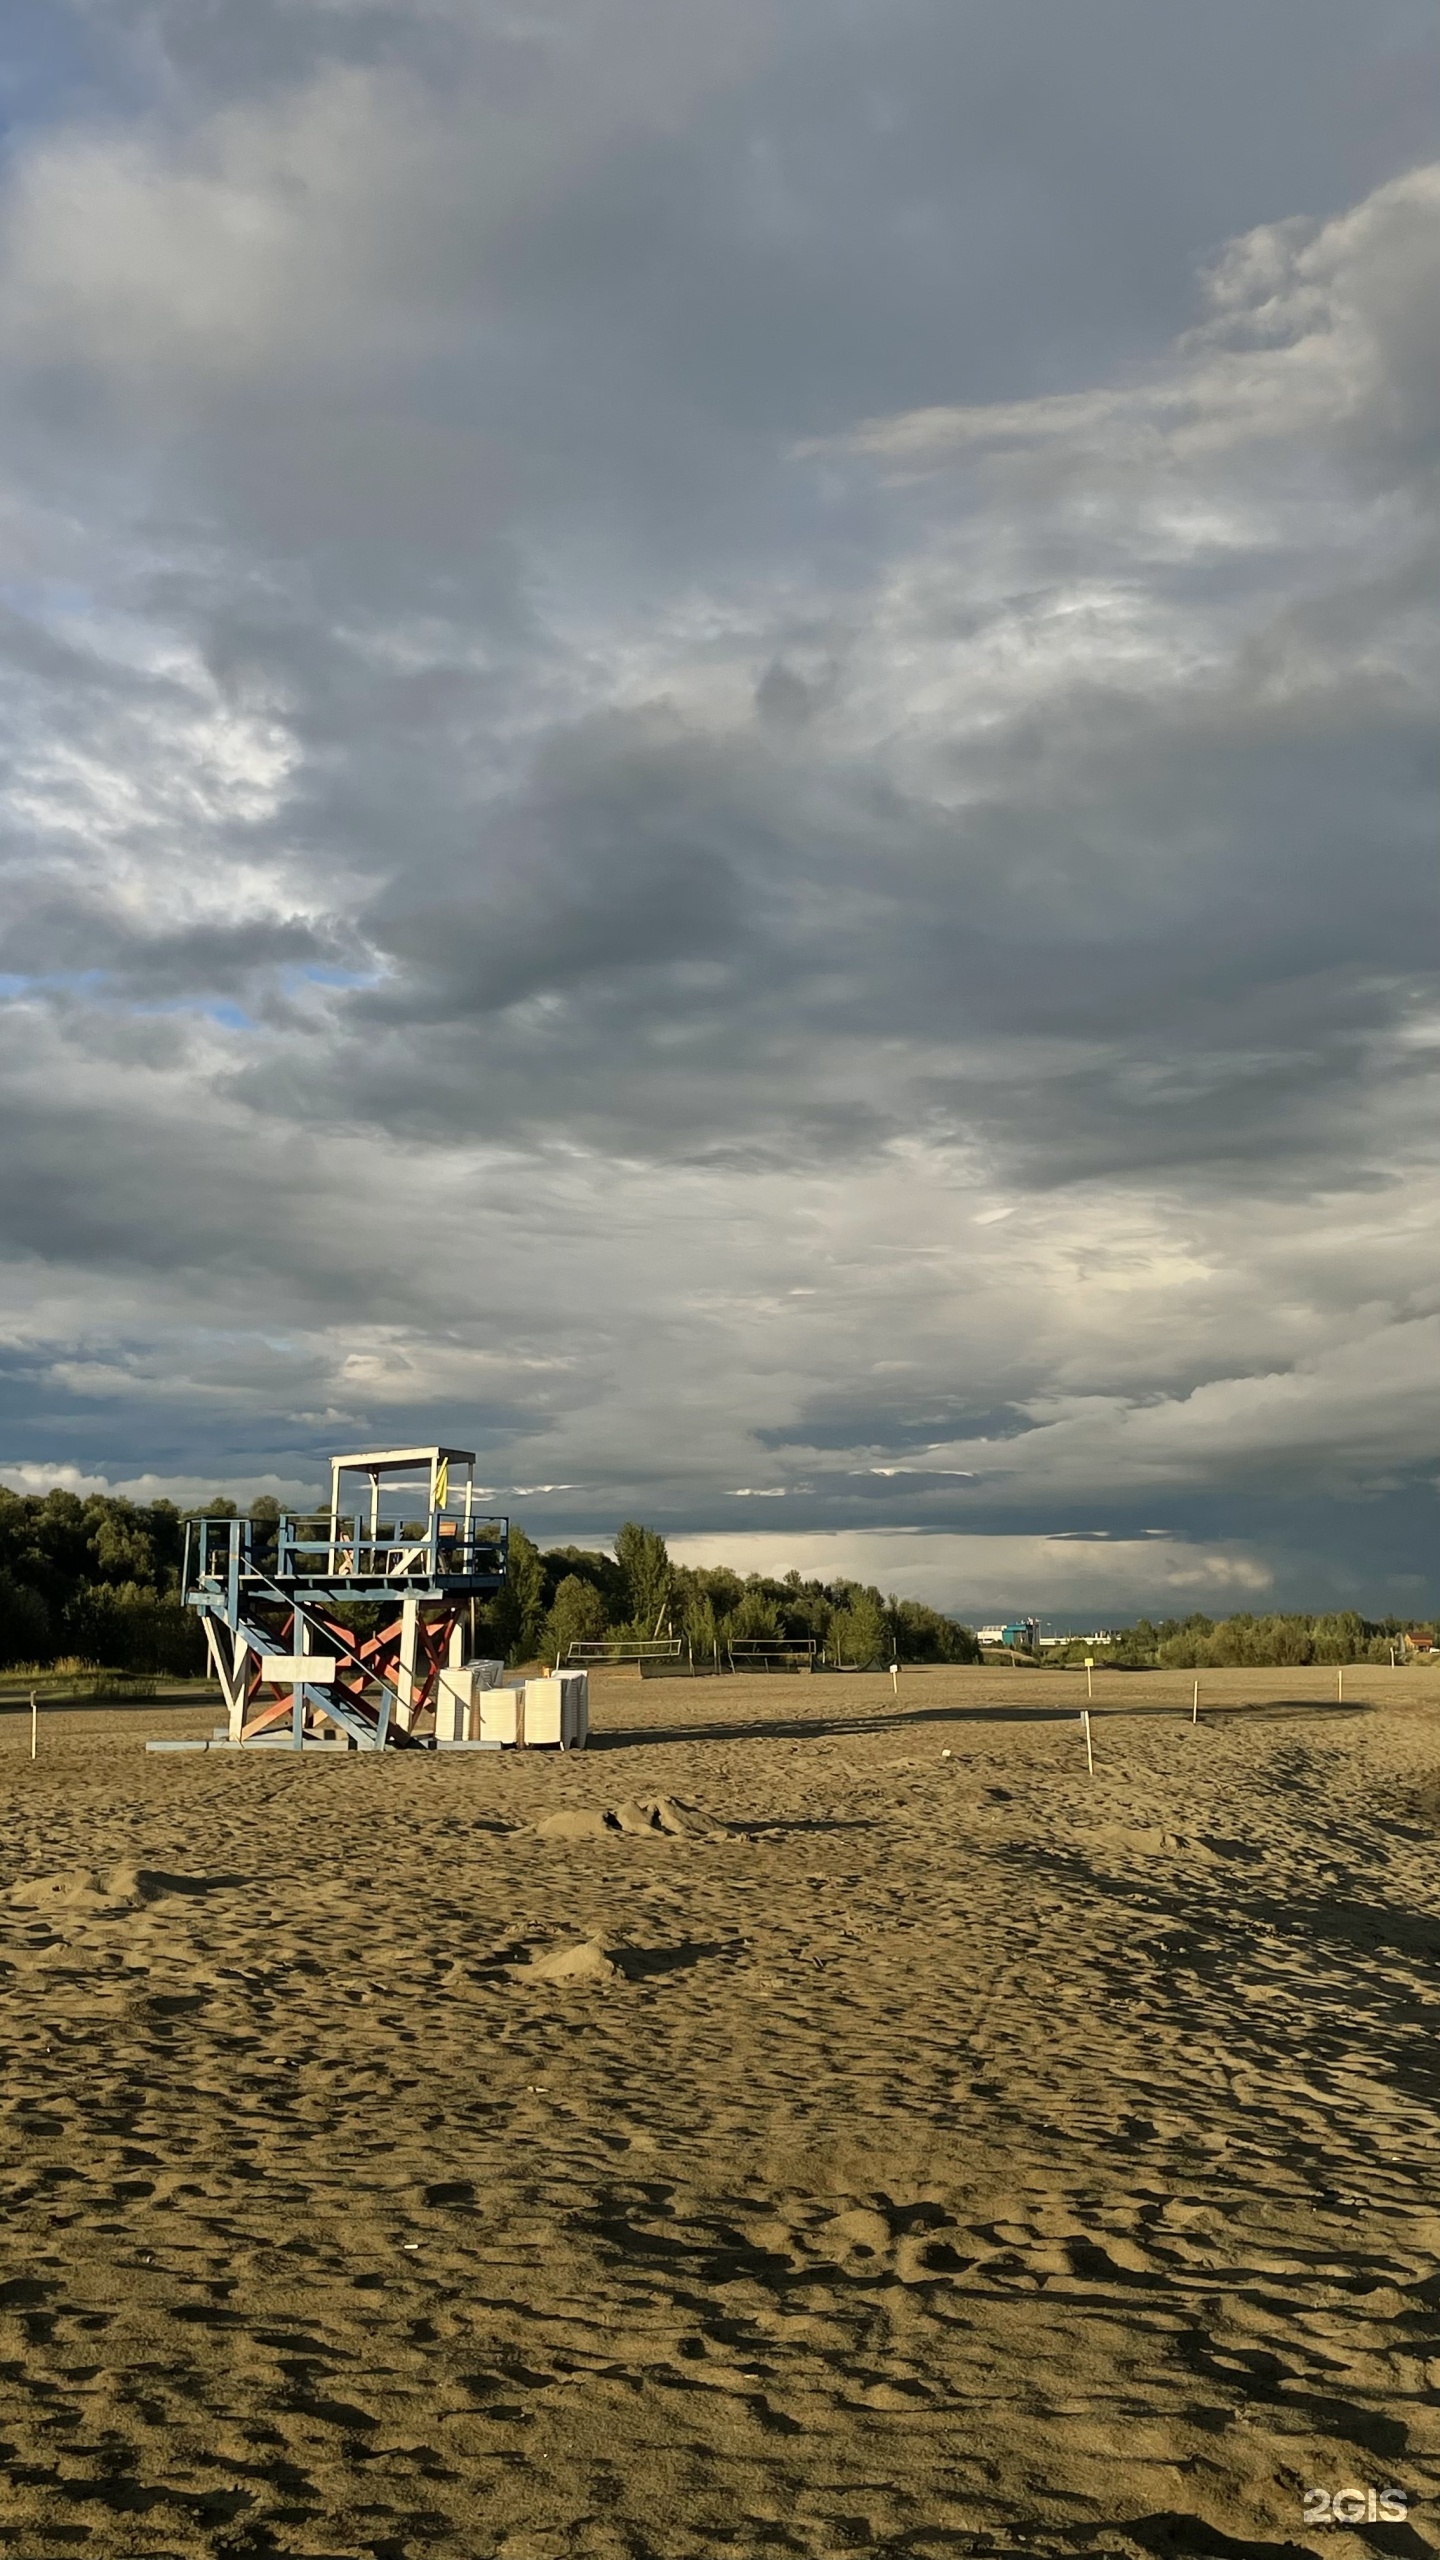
xmin=397 ymin=1591 xmax=421 ymax=1731
xmin=229 ymin=1625 xmax=249 ymax=1743
xmin=295 ymin=1605 xmax=315 ymax=1744
xmin=201 ymin=1617 xmax=228 ymax=1720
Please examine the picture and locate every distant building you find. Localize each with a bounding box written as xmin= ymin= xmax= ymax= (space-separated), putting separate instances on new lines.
xmin=978 ymin=1618 xmax=1039 ymax=1650
xmin=1038 ymin=1628 xmax=1119 ymax=1649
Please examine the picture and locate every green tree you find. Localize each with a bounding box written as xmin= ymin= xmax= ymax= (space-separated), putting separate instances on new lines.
xmin=544 ymin=1574 xmax=610 ymax=1665
xmin=1311 ymin=1610 xmax=1365 ymax=1664
xmin=88 ymin=1505 xmax=155 ymax=1587
xmin=680 ymin=1584 xmax=721 ymax=1659
xmin=615 ymin=1522 xmax=672 ymax=1633
xmin=730 ymin=1589 xmax=784 ymax=1645
xmin=696 ymin=1565 xmax=743 ymax=1622
xmin=1108 ymin=1618 xmax=1160 ymax=1668
xmin=540 ymin=1544 xmax=626 ymax=1622
xmin=1264 ymin=1616 xmax=1314 ymax=1665
xmin=146 ymin=1499 xmax=185 ymax=1597
xmin=62 ymin=1586 xmax=205 ymax=1675
xmin=485 ymin=1523 xmax=547 ymax=1662
xmin=247 ymin=1496 xmax=282 ymax=1575
xmin=888 ymin=1597 xmax=981 ymax=1663
xmin=0 ymin=1571 xmax=50 ymax=1669
xmin=829 ymin=1588 xmax=889 ymax=1667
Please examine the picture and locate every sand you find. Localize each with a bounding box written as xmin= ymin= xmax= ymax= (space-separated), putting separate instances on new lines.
xmin=1 ymin=1664 xmax=1437 ymax=2560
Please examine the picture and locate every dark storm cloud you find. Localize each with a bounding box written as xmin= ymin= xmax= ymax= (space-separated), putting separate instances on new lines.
xmin=0 ymin=2 xmax=1436 ymax=1610
xmin=355 ymin=711 xmax=755 ymax=1019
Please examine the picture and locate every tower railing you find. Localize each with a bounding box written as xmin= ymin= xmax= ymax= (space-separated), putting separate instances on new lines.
xmin=281 ymin=1510 xmax=507 ymax=1585
xmin=185 ymin=1509 xmax=508 ymax=1599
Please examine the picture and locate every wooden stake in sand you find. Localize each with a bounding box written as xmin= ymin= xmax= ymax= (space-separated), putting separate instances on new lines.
xmin=1192 ymin=1678 xmax=1199 ymax=1724
xmin=30 ymin=1689 xmax=38 ymax=1760
xmin=1337 ymin=1666 xmax=1344 ymax=1702
xmin=1081 ymin=1706 xmax=1094 ymax=1775
xmin=1084 ymin=1656 xmax=1094 ymax=1700
xmin=890 ymin=1661 xmax=899 ymax=1696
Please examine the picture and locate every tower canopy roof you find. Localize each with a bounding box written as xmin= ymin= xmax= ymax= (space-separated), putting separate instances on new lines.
xmin=331 ymin=1447 xmax=476 ymax=1474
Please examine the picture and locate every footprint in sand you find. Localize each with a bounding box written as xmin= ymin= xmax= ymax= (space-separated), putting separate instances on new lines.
xmin=533 ymin=1795 xmax=722 ymax=1842
xmin=800 ymin=2201 xmax=970 ymax=2286
xmin=507 ymin=1940 xmax=622 ymax=1987
xmin=8 ymin=1863 xmax=163 ymax=1916
xmin=7 ymin=1864 xmax=236 ymax=1915
xmin=8 ymin=1868 xmax=121 ymax=1913
xmin=1081 ymin=1825 xmax=1220 ymax=1861
xmin=503 ymin=1930 xmax=738 ymax=1989
xmin=823 ymin=2206 xmax=893 ymax=2263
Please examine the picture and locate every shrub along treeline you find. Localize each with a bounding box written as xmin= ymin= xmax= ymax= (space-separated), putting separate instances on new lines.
xmin=1042 ymin=1610 xmax=1423 ymax=1671
xmin=0 ymin=1491 xmax=978 ymax=1675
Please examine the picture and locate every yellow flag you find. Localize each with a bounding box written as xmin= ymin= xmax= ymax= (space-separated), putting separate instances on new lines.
xmin=434 ymin=1458 xmax=449 ymax=1513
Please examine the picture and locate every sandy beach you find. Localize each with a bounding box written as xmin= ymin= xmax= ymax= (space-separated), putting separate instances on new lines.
xmin=2 ymin=1666 xmax=1437 ymax=2559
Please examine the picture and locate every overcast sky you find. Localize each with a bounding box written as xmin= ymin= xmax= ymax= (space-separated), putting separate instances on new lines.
xmin=0 ymin=1 xmax=1435 ymax=1621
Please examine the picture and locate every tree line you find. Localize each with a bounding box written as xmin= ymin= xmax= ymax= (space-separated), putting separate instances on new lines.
xmin=1040 ymin=1611 xmax=1426 ymax=1669
xmin=0 ymin=1486 xmax=208 ymax=1674
xmin=0 ymin=1489 xmax=978 ymax=1673
xmin=475 ymin=1520 xmax=980 ymax=1670
xmin=4 ymin=1486 xmax=1422 ymax=1676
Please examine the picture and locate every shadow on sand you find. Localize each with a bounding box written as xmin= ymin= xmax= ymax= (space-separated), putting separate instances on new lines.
xmin=591 ymin=1697 xmax=1371 ymax=1750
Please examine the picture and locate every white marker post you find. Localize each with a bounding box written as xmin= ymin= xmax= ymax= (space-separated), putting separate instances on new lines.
xmin=1085 ymin=1656 xmax=1094 ymax=1701
xmin=30 ymin=1688 xmax=38 ymax=1761
xmin=1081 ymin=1706 xmax=1094 ymax=1775
xmin=1337 ymin=1666 xmax=1344 ymax=1703
xmin=890 ymin=1661 xmax=899 ymax=1696
xmin=1192 ymin=1678 xmax=1199 ymax=1725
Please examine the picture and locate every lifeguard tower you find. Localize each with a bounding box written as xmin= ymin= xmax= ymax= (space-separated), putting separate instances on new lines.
xmin=182 ymin=1446 xmax=509 ymax=1750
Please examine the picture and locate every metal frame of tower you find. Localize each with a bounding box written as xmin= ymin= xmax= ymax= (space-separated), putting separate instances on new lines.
xmin=181 ymin=1446 xmax=508 ymax=1751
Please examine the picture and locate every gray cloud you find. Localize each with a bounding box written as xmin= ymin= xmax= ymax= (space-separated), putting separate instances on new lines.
xmin=0 ymin=4 xmax=1436 ymax=1612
